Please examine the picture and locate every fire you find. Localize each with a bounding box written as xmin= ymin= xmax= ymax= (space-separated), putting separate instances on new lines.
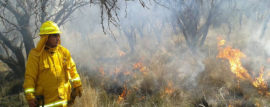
xmin=133 ymin=62 xmax=147 ymax=74
xmin=228 ymin=104 xmax=233 ymax=107
xmin=139 ymin=96 xmax=145 ymax=101
xmin=133 ymin=62 xmax=143 ymax=69
xmin=139 ymin=66 xmax=146 ymax=72
xmin=217 ymin=38 xmax=269 ymax=95
xmin=117 ymin=84 xmax=127 ymax=103
xmin=217 ymin=45 xmax=252 ymax=81
xmin=255 ymin=102 xmax=260 ymax=107
xmin=164 ymin=81 xmax=174 ymax=94
xmin=252 ymin=67 xmax=268 ymax=95
xmin=118 ymin=50 xmax=126 ymax=56
xmin=218 ymin=39 xmax=226 ymax=47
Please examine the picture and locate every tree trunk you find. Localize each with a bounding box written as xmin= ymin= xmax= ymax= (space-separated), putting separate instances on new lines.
xmin=0 ymin=56 xmax=25 ymax=78
xmin=20 ymin=25 xmax=35 ymax=56
xmin=199 ymin=24 xmax=210 ymax=46
xmin=7 ymin=62 xmax=25 ymax=79
xmin=260 ymin=14 xmax=270 ymax=39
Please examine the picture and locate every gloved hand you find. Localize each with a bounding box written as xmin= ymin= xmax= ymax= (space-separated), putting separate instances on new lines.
xmin=68 ymin=86 xmax=83 ymax=105
xmin=27 ymin=99 xmax=37 ymax=107
xmin=73 ymin=86 xmax=83 ymax=97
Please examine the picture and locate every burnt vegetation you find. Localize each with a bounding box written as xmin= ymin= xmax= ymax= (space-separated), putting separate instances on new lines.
xmin=1 ymin=0 xmax=270 ymax=106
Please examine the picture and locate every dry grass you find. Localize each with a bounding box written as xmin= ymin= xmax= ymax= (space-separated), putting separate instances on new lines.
xmin=2 ymin=30 xmax=270 ymax=107
xmin=70 ymin=35 xmax=270 ymax=107
xmin=1 ymin=52 xmax=270 ymax=107
xmin=70 ymin=56 xmax=247 ymax=106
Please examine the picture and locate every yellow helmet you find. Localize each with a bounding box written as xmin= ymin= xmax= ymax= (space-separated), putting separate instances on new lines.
xmin=39 ymin=21 xmax=62 ymax=35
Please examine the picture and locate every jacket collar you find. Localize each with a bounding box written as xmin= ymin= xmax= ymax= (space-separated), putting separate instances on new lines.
xmin=45 ymin=45 xmax=58 ymax=54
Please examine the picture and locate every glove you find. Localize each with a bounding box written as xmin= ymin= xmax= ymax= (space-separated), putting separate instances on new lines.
xmin=68 ymin=86 xmax=83 ymax=105
xmin=27 ymin=99 xmax=37 ymax=107
xmin=73 ymin=86 xmax=83 ymax=97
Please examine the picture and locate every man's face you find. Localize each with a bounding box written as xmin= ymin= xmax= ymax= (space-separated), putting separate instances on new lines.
xmin=46 ymin=34 xmax=60 ymax=48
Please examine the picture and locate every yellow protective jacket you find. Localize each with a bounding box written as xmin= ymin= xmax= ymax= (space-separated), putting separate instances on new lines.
xmin=23 ymin=35 xmax=81 ymax=106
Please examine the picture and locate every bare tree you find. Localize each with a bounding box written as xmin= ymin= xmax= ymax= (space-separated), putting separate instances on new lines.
xmin=216 ymin=0 xmax=270 ymax=39
xmin=253 ymin=1 xmax=270 ymax=39
xmin=0 ymin=0 xmax=150 ymax=78
xmin=0 ymin=0 xmax=90 ymax=78
xmin=153 ymin=0 xmax=235 ymax=51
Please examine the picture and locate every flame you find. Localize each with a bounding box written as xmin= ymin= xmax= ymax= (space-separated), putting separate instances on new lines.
xmin=217 ymin=38 xmax=269 ymax=95
xmin=139 ymin=96 xmax=145 ymax=101
xmin=255 ymin=102 xmax=260 ymax=107
xmin=252 ymin=67 xmax=268 ymax=95
xmin=139 ymin=67 xmax=146 ymax=72
xmin=217 ymin=36 xmax=226 ymax=47
xmin=133 ymin=86 xmax=139 ymax=91
xmin=118 ymin=50 xmax=126 ymax=56
xmin=228 ymin=104 xmax=233 ymax=107
xmin=117 ymin=84 xmax=127 ymax=103
xmin=217 ymin=45 xmax=252 ymax=81
xmin=133 ymin=62 xmax=147 ymax=74
xmin=218 ymin=40 xmax=226 ymax=47
xmin=133 ymin=62 xmax=143 ymax=69
xmin=164 ymin=81 xmax=174 ymax=94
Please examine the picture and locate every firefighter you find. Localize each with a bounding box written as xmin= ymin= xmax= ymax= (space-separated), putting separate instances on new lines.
xmin=23 ymin=21 xmax=82 ymax=107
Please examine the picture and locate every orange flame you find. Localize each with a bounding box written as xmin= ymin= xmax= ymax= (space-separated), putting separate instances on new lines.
xmin=164 ymin=81 xmax=174 ymax=94
xmin=117 ymin=84 xmax=127 ymax=103
xmin=139 ymin=96 xmax=145 ymax=101
xmin=139 ymin=67 xmax=146 ymax=73
xmin=228 ymin=104 xmax=233 ymax=107
xmin=252 ymin=67 xmax=269 ymax=95
xmin=217 ymin=45 xmax=252 ymax=81
xmin=255 ymin=102 xmax=260 ymax=107
xmin=118 ymin=50 xmax=126 ymax=56
xmin=217 ymin=38 xmax=269 ymax=95
xmin=133 ymin=62 xmax=143 ymax=69
xmin=133 ymin=62 xmax=147 ymax=74
xmin=218 ymin=39 xmax=226 ymax=47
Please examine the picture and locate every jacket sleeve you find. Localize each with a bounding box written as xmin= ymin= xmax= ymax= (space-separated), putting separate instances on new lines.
xmin=23 ymin=50 xmax=39 ymax=100
xmin=66 ymin=50 xmax=82 ymax=88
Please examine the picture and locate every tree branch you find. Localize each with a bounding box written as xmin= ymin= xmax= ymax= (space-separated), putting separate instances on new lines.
xmin=0 ymin=31 xmax=25 ymax=75
xmin=0 ymin=32 xmax=17 ymax=53
xmin=0 ymin=0 xmax=21 ymax=18
xmin=0 ymin=15 xmax=19 ymax=29
xmin=17 ymin=0 xmax=28 ymax=14
xmin=40 ymin=0 xmax=49 ymax=23
xmin=58 ymin=2 xmax=89 ymax=26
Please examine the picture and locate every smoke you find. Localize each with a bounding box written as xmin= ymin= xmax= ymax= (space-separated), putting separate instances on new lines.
xmin=57 ymin=0 xmax=270 ymax=105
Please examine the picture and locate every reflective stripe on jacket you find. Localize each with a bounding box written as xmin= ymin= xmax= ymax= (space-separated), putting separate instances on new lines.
xmin=23 ymin=45 xmax=81 ymax=105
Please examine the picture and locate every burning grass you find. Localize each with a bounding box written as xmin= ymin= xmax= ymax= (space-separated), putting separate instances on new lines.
xmin=71 ymin=36 xmax=270 ymax=107
xmin=2 ymin=34 xmax=270 ymax=106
